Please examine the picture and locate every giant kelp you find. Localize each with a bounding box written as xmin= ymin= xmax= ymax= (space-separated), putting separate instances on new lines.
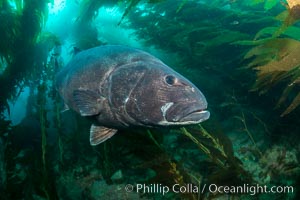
xmin=0 ymin=0 xmax=49 ymax=112
xmin=0 ymin=1 xmax=62 ymax=197
xmin=73 ymin=0 xmax=167 ymax=50
xmin=125 ymin=0 xmax=278 ymax=81
xmin=236 ymin=0 xmax=300 ymax=116
xmin=243 ymin=38 xmax=300 ymax=116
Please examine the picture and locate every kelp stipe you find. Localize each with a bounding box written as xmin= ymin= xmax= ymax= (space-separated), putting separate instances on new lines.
xmin=0 ymin=114 xmax=11 ymax=198
xmin=54 ymin=94 xmax=64 ymax=165
xmin=234 ymin=111 xmax=263 ymax=157
xmin=180 ymin=126 xmax=227 ymax=169
xmin=37 ymin=68 xmax=50 ymax=200
xmin=179 ymin=125 xmax=253 ymax=198
xmin=128 ymin=129 xmax=200 ymax=200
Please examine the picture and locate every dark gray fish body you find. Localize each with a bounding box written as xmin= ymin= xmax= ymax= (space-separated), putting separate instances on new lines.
xmin=56 ymin=45 xmax=209 ymax=145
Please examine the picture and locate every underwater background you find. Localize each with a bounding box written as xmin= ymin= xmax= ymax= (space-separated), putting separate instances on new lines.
xmin=0 ymin=0 xmax=300 ymax=199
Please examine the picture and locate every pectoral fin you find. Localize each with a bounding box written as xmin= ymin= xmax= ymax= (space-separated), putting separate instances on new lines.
xmin=90 ymin=124 xmax=117 ymax=145
xmin=73 ymin=89 xmax=103 ymax=116
xmin=60 ymin=103 xmax=70 ymax=113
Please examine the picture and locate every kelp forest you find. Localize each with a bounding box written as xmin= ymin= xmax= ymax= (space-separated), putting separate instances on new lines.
xmin=0 ymin=0 xmax=300 ymax=199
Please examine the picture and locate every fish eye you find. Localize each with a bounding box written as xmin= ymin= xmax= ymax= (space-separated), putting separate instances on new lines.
xmin=165 ymin=75 xmax=176 ymax=85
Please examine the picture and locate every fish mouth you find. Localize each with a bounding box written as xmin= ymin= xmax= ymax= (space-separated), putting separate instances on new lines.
xmin=178 ymin=109 xmax=210 ymax=123
xmin=161 ymin=104 xmax=210 ymax=126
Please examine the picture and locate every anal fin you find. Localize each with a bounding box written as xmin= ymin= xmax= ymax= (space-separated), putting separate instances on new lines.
xmin=90 ymin=124 xmax=117 ymax=145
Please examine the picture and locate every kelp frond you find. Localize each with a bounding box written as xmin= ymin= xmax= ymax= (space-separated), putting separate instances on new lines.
xmin=245 ymin=38 xmax=300 ymax=115
xmin=245 ymin=0 xmax=300 ymax=11
xmin=118 ymin=0 xmax=140 ymax=25
xmin=286 ymin=0 xmax=300 ymax=9
xmin=281 ymin=92 xmax=300 ymax=116
xmin=245 ymin=0 xmax=277 ymax=10
xmin=237 ymin=1 xmax=300 ymax=116
xmin=118 ymin=0 xmax=166 ymax=25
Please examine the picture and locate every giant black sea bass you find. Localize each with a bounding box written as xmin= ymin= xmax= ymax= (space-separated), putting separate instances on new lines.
xmin=56 ymin=45 xmax=210 ymax=145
